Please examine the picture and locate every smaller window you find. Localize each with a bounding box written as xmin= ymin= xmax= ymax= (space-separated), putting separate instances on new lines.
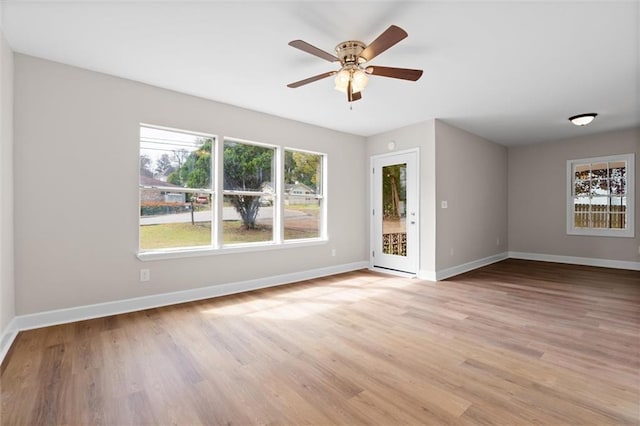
xmin=567 ymin=153 xmax=634 ymax=237
xmin=284 ymin=150 xmax=325 ymax=241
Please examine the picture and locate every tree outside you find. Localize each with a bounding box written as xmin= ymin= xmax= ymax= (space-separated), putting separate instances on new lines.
xmin=285 ymin=150 xmax=321 ymax=189
xmin=140 ymin=154 xmax=154 ymax=177
xmin=223 ymin=141 xmax=274 ymax=229
xmin=382 ymin=164 xmax=406 ymax=219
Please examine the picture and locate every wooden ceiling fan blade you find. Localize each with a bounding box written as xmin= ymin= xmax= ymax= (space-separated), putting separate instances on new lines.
xmin=366 ymin=65 xmax=423 ymax=81
xmin=347 ymin=79 xmax=362 ymax=102
xmin=360 ymin=25 xmax=408 ymax=62
xmin=287 ymin=71 xmax=336 ymax=88
xmin=288 ymin=40 xmax=339 ymax=63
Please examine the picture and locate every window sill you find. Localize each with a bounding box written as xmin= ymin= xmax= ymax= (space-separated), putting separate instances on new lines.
xmin=137 ymin=238 xmax=328 ymax=261
xmin=567 ymin=228 xmax=634 ymax=238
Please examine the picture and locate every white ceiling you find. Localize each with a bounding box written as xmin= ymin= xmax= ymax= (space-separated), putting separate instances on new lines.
xmin=2 ymin=1 xmax=638 ymax=145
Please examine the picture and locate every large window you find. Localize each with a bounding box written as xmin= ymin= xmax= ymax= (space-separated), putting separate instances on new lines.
xmin=139 ymin=125 xmax=326 ymax=255
xmin=567 ymin=154 xmax=634 ymax=237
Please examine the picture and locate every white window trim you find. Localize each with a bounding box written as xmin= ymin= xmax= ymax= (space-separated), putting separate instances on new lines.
xmin=137 ymin=239 xmax=328 ymax=261
xmin=283 ymin=147 xmax=328 ymax=241
xmin=566 ymin=153 xmax=634 ymax=237
xmin=138 ymin=127 xmax=328 ymax=258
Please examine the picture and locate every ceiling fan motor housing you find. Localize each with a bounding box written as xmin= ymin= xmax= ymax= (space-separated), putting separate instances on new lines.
xmin=335 ymin=41 xmax=367 ymax=65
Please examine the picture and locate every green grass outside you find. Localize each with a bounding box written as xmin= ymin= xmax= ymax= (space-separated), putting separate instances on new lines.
xmin=140 ymin=204 xmax=321 ymax=249
xmin=140 ymin=220 xmax=318 ymax=250
xmin=286 ymin=204 xmax=319 ymax=215
xmin=140 ymin=222 xmax=212 ymax=249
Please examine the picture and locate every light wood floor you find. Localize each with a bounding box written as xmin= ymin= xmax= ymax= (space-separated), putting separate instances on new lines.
xmin=1 ymin=259 xmax=639 ymax=425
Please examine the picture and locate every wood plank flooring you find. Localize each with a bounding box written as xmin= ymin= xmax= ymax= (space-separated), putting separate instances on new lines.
xmin=1 ymin=259 xmax=639 ymax=425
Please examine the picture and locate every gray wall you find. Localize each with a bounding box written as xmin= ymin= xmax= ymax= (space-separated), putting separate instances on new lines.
xmin=366 ymin=119 xmax=508 ymax=277
xmin=366 ymin=120 xmax=437 ymax=276
xmin=0 ymin=30 xmax=15 ymax=337
xmin=7 ymin=52 xmax=639 ymax=323
xmin=508 ymin=127 xmax=639 ymax=262
xmin=13 ymin=54 xmax=368 ymax=315
xmin=435 ymin=120 xmax=508 ymax=270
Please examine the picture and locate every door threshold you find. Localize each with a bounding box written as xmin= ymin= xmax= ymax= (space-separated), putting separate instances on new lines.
xmin=369 ymin=266 xmax=417 ymax=278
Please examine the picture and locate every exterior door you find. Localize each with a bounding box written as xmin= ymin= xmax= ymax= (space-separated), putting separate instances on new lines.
xmin=371 ymin=150 xmax=418 ymax=274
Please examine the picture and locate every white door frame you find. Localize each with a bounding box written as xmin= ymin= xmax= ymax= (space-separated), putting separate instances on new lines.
xmin=369 ymin=148 xmax=420 ymax=276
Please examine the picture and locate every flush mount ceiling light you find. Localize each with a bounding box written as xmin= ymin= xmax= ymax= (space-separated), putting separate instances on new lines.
xmin=569 ymin=113 xmax=597 ymax=126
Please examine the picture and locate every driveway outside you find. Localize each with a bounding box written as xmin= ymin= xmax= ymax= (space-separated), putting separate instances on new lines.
xmin=140 ymin=206 xmax=307 ymax=225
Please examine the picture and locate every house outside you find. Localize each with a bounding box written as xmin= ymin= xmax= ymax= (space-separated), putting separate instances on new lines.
xmin=261 ymin=182 xmax=318 ymax=205
xmin=139 ymin=175 xmax=186 ymax=204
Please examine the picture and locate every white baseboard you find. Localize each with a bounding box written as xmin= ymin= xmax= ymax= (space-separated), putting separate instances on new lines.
xmin=0 ymin=317 xmax=18 ymax=366
xmin=3 ymin=252 xmax=635 ymax=365
xmin=368 ymin=267 xmax=417 ymax=278
xmin=1 ymin=261 xmax=368 ymax=365
xmin=508 ymin=252 xmax=640 ymax=271
xmin=417 ymin=269 xmax=437 ymax=281
xmin=418 ymin=253 xmax=509 ymax=282
xmin=435 ymin=252 xmax=509 ymax=281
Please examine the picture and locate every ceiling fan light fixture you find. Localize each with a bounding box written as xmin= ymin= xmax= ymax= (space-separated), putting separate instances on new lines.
xmin=334 ymin=68 xmax=368 ymax=93
xmin=334 ymin=69 xmax=351 ymax=93
xmin=352 ymin=69 xmax=369 ymax=92
xmin=569 ymin=113 xmax=597 ymax=126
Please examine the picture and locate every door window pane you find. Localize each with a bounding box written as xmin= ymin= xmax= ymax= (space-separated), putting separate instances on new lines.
xmin=382 ymin=163 xmax=407 ymax=256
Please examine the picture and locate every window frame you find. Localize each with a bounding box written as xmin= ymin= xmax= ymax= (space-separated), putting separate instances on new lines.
xmin=566 ymin=153 xmax=634 ymax=237
xmin=138 ymin=125 xmax=328 ymax=260
xmin=221 ymin=137 xmax=277 ymax=247
xmin=139 ymin=124 xmax=216 ymax=251
xmin=282 ymin=147 xmax=327 ymax=242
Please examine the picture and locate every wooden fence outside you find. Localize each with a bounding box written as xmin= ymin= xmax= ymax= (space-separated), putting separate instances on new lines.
xmin=380 ymin=205 xmax=626 ymax=255
xmin=383 ymin=232 xmax=407 ymax=256
xmin=574 ymin=204 xmax=626 ymax=229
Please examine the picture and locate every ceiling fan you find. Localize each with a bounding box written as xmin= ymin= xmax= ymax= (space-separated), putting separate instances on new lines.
xmin=287 ymin=25 xmax=423 ymax=103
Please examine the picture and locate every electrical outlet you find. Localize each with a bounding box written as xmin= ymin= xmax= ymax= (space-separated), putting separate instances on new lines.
xmin=140 ymin=269 xmax=150 ymax=282
xmin=441 ymin=201 xmax=448 ymax=209
xmin=496 ymin=237 xmax=500 ymax=246
xmin=331 ymin=248 xmax=336 ymax=257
